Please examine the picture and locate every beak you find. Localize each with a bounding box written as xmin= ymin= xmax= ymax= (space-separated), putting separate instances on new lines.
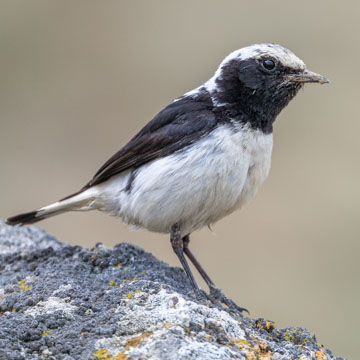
xmin=289 ymin=70 xmax=330 ymax=84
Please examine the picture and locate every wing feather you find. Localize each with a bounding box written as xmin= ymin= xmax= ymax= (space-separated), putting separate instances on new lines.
xmin=83 ymin=96 xmax=216 ymax=189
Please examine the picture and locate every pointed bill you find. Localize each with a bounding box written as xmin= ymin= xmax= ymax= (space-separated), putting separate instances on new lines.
xmin=288 ymin=70 xmax=330 ymax=84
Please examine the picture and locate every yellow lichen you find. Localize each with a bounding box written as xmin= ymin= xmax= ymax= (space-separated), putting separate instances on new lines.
xmin=265 ymin=321 xmax=276 ymax=330
xmin=132 ymin=276 xmax=138 ymax=281
xmin=109 ymin=280 xmax=119 ymax=288
xmin=124 ymin=331 xmax=152 ymax=348
xmin=231 ymin=338 xmax=272 ymax=360
xmin=315 ymin=350 xmax=327 ymax=360
xmin=256 ymin=322 xmax=263 ymax=330
xmin=41 ymin=330 xmax=51 ymax=337
xmin=239 ymin=339 xmax=249 ymax=345
xmin=94 ymin=333 xmax=153 ymax=360
xmin=115 ymin=354 xmax=128 ymax=360
xmin=114 ymin=263 xmax=123 ymax=268
xmin=284 ymin=330 xmax=295 ymax=342
xmin=18 ymin=279 xmax=32 ymax=292
xmin=122 ymin=291 xmax=134 ymax=299
xmin=93 ymin=349 xmax=127 ymax=360
xmin=232 ymin=338 xmax=249 ymax=349
xmin=93 ymin=349 xmax=109 ymax=359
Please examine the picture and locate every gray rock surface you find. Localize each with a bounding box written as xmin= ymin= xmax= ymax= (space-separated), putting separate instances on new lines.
xmin=0 ymin=220 xmax=345 ymax=360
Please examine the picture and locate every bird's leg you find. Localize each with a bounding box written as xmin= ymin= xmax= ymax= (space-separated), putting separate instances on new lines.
xmin=182 ymin=235 xmax=215 ymax=287
xmin=183 ymin=234 xmax=249 ymax=314
xmin=170 ymin=225 xmax=200 ymax=295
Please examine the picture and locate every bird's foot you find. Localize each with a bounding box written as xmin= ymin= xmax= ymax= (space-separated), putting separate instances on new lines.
xmin=192 ymin=288 xmax=209 ymax=302
xmin=207 ymin=285 xmax=249 ymax=315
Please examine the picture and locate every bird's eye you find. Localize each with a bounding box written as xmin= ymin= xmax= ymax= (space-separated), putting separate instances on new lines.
xmin=262 ymin=59 xmax=276 ymax=71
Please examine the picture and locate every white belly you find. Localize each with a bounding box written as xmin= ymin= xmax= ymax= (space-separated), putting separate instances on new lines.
xmin=94 ymin=124 xmax=273 ymax=236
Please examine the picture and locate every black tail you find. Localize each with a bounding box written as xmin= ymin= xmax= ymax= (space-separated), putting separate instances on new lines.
xmin=6 ymin=189 xmax=94 ymax=226
xmin=6 ymin=210 xmax=43 ymax=226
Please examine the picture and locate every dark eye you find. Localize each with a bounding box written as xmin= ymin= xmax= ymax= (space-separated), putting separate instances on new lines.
xmin=262 ymin=59 xmax=276 ymax=71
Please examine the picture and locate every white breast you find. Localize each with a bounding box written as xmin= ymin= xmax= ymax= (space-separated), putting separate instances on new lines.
xmin=95 ymin=124 xmax=273 ymax=236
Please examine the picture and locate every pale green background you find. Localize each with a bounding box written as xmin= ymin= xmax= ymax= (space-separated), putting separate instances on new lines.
xmin=0 ymin=1 xmax=358 ymax=359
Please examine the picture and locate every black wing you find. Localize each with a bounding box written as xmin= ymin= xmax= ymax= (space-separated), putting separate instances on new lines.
xmin=82 ymin=95 xmax=216 ymax=189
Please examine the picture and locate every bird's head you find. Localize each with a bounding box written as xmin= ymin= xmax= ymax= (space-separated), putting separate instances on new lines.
xmin=205 ymin=43 xmax=329 ymax=127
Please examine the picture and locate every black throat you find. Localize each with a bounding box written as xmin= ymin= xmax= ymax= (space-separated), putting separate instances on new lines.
xmin=207 ymin=59 xmax=302 ymax=134
xmin=212 ymin=98 xmax=277 ymax=135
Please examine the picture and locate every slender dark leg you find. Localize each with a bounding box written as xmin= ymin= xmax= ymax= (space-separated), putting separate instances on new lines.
xmin=183 ymin=235 xmax=215 ymax=288
xmin=183 ymin=234 xmax=249 ymax=314
xmin=170 ymin=224 xmax=200 ymax=294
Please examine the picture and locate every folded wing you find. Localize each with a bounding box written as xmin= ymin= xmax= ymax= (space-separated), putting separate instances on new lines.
xmin=84 ymin=96 xmax=216 ymax=189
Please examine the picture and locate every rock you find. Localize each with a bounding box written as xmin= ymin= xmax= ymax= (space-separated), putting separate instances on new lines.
xmin=0 ymin=220 xmax=345 ymax=360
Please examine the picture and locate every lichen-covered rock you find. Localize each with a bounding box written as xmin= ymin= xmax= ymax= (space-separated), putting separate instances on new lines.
xmin=0 ymin=221 xmax=345 ymax=360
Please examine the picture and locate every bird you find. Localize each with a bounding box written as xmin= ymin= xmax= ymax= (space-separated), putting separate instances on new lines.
xmin=7 ymin=43 xmax=329 ymax=313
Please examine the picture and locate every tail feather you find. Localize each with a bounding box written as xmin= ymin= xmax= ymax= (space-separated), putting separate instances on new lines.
xmin=6 ymin=188 xmax=96 ymax=226
xmin=6 ymin=210 xmax=45 ymax=225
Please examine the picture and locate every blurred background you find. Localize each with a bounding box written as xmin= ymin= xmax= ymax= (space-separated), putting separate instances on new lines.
xmin=0 ymin=1 xmax=358 ymax=358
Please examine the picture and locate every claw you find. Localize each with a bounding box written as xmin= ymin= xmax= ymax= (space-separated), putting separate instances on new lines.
xmin=193 ymin=288 xmax=207 ymax=302
xmin=194 ymin=289 xmax=211 ymax=305
xmin=208 ymin=285 xmax=249 ymax=315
